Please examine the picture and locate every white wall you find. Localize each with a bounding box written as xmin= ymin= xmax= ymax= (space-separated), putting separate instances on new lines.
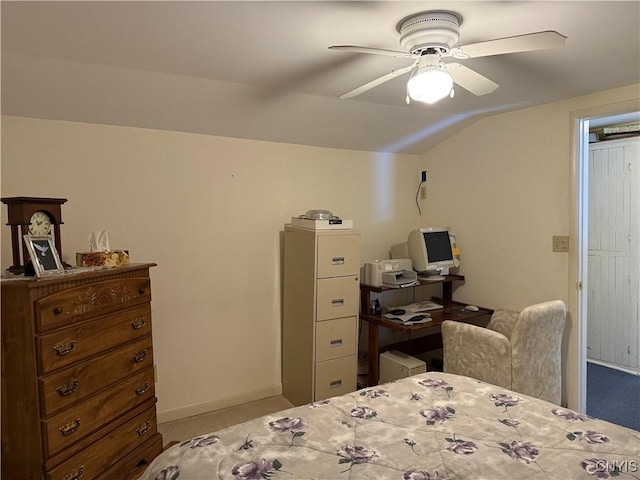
xmin=420 ymin=83 xmax=640 ymax=409
xmin=1 ymin=116 xmax=423 ymax=421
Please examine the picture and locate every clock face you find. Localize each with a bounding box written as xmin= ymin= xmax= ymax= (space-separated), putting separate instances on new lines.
xmin=28 ymin=211 xmax=52 ymax=235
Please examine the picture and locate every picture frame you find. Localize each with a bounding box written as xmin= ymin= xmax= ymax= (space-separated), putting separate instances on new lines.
xmin=23 ymin=234 xmax=65 ymax=277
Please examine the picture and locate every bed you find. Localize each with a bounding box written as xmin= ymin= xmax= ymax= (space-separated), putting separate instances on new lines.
xmin=141 ymin=372 xmax=640 ymax=479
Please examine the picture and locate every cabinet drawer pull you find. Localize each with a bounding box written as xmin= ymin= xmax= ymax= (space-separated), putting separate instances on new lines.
xmin=329 ymin=380 xmax=343 ymax=389
xmin=133 ymin=349 xmax=148 ymax=363
xmin=330 ymin=339 xmax=343 ymax=348
xmin=59 ymin=418 xmax=81 ymax=436
xmin=54 ymin=340 xmax=76 ymax=356
xmin=62 ymin=467 xmax=84 ymax=480
xmin=331 ymin=257 xmax=345 ymax=265
xmin=137 ymin=420 xmax=151 ymax=436
xmin=135 ymin=381 xmax=150 ymax=396
xmin=57 ymin=380 xmax=79 ymax=397
xmin=331 ymin=299 xmax=344 ymax=307
xmin=131 ymin=317 xmax=146 ymax=329
xmin=138 ymin=287 xmax=146 ymax=295
xmin=53 ymin=307 xmax=64 ymax=315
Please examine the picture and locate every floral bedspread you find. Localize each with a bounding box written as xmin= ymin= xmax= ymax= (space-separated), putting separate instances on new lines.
xmin=141 ymin=372 xmax=640 ymax=480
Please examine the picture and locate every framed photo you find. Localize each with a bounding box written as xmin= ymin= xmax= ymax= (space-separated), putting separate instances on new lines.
xmin=23 ymin=235 xmax=65 ymax=277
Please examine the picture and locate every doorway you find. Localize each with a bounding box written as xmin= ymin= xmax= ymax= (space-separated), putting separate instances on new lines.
xmin=584 ymin=120 xmax=640 ymax=430
xmin=571 ymin=105 xmax=640 ymax=424
xmin=586 ymin=132 xmax=640 ymax=374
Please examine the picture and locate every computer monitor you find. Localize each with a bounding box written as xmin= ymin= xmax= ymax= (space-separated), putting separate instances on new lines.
xmin=406 ymin=227 xmax=459 ymax=278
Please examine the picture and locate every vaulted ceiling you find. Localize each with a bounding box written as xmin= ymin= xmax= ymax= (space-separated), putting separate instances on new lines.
xmin=2 ymin=1 xmax=639 ymax=154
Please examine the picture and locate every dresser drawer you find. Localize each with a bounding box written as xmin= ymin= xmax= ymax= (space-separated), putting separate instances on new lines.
xmin=97 ymin=433 xmax=163 ymax=480
xmin=314 ymin=355 xmax=357 ymax=401
xmin=37 ymin=305 xmax=152 ymax=375
xmin=316 ymin=276 xmax=359 ymax=321
xmin=315 ymin=316 xmax=357 ymax=362
xmin=316 ymin=235 xmax=360 ymax=278
xmin=46 ymin=405 xmax=158 ymax=480
xmin=40 ymin=335 xmax=153 ymax=416
xmin=36 ymin=278 xmax=151 ymax=333
xmin=44 ymin=367 xmax=155 ymax=457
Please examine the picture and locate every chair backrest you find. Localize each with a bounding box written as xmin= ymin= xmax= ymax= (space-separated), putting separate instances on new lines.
xmin=487 ymin=309 xmax=520 ymax=339
xmin=509 ymin=300 xmax=567 ymax=404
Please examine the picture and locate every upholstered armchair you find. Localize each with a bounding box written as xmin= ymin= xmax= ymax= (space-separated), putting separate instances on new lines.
xmin=442 ymin=300 xmax=567 ymax=405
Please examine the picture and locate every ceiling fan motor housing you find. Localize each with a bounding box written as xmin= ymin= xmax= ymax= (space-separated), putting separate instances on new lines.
xmin=398 ymin=11 xmax=460 ymax=54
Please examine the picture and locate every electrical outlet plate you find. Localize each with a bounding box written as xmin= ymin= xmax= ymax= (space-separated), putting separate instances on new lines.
xmin=552 ymin=235 xmax=569 ymax=253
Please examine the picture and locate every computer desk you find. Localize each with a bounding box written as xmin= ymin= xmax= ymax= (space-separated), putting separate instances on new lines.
xmin=359 ymin=275 xmax=493 ymax=386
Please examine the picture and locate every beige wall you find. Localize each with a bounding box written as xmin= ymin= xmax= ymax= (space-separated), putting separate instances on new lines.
xmin=2 ymin=83 xmax=638 ymax=419
xmin=1 ymin=116 xmax=422 ymax=421
xmin=420 ymin=83 xmax=640 ymax=409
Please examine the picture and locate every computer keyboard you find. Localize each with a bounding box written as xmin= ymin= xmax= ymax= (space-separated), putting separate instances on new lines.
xmin=416 ymin=300 xmax=443 ymax=311
xmin=398 ymin=300 xmax=443 ymax=312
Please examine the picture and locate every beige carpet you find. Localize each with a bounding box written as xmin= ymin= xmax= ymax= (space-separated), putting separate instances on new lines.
xmin=157 ymin=395 xmax=294 ymax=442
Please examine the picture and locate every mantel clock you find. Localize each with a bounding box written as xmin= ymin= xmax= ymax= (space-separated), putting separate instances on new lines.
xmin=1 ymin=197 xmax=67 ymax=274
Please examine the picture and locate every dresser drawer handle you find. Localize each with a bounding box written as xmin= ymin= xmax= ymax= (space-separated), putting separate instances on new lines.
xmin=59 ymin=418 xmax=81 ymax=436
xmin=53 ymin=307 xmax=64 ymax=315
xmin=133 ymin=349 xmax=148 ymax=363
xmin=62 ymin=467 xmax=84 ymax=480
xmin=131 ymin=317 xmax=147 ymax=329
xmin=332 ymin=257 xmax=345 ymax=265
xmin=138 ymin=287 xmax=146 ymax=295
xmin=54 ymin=340 xmax=76 ymax=356
xmin=331 ymin=299 xmax=345 ymax=307
xmin=137 ymin=420 xmax=151 ymax=436
xmin=57 ymin=380 xmax=79 ymax=397
xmin=330 ymin=339 xmax=343 ymax=348
xmin=135 ymin=381 xmax=150 ymax=395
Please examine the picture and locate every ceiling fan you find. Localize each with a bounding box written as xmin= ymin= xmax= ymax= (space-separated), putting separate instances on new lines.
xmin=329 ymin=11 xmax=567 ymax=104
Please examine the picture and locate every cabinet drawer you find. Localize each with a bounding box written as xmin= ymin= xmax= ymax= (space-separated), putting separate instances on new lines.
xmin=36 ymin=278 xmax=151 ymax=333
xmin=315 ymin=317 xmax=357 ymax=362
xmin=316 ymin=276 xmax=358 ymax=321
xmin=316 ymin=235 xmax=360 ymax=278
xmin=44 ymin=367 xmax=155 ymax=456
xmin=40 ymin=335 xmax=153 ymax=416
xmin=37 ymin=305 xmax=152 ymax=375
xmin=46 ymin=406 xmax=158 ymax=480
xmin=314 ymin=355 xmax=356 ymax=401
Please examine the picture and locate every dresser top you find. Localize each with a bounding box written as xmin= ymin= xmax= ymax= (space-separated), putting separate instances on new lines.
xmin=1 ymin=263 xmax=157 ymax=289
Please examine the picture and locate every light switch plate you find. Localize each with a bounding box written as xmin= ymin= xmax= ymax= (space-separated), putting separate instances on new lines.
xmin=552 ymin=235 xmax=569 ymax=253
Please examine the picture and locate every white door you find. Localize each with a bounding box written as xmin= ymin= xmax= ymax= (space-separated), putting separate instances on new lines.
xmin=587 ymin=137 xmax=640 ymax=372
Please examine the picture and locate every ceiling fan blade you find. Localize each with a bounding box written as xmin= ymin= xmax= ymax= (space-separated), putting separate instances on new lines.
xmin=329 ymin=45 xmax=417 ymax=59
xmin=447 ymin=62 xmax=499 ymax=96
xmin=451 ymin=31 xmax=567 ymax=59
xmin=339 ymin=64 xmax=415 ymax=99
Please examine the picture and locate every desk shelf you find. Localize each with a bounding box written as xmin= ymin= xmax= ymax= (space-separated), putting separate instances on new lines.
xmin=360 ymin=274 xmax=465 ymax=314
xmin=359 ymin=275 xmax=493 ymax=386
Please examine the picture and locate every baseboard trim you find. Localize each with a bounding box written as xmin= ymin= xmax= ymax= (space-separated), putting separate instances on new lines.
xmin=587 ymin=359 xmax=640 ymax=376
xmin=157 ymin=383 xmax=283 ymax=424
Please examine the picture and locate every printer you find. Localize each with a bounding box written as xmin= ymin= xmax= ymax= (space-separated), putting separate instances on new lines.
xmin=362 ymin=259 xmax=415 ymax=287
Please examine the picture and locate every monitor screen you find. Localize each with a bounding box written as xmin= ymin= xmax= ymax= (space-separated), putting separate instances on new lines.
xmin=424 ymin=231 xmax=453 ymax=263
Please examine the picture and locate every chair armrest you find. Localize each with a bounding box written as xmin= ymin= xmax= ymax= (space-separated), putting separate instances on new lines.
xmin=442 ymin=320 xmax=512 ymax=389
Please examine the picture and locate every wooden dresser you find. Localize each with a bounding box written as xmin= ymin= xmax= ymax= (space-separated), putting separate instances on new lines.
xmin=1 ymin=263 xmax=163 ymax=479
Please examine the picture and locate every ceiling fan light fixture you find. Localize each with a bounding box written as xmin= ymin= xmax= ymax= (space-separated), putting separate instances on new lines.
xmin=407 ymin=61 xmax=453 ymax=104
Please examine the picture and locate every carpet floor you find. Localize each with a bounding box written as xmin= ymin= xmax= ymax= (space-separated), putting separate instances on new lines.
xmin=586 ymin=361 xmax=640 ymax=431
